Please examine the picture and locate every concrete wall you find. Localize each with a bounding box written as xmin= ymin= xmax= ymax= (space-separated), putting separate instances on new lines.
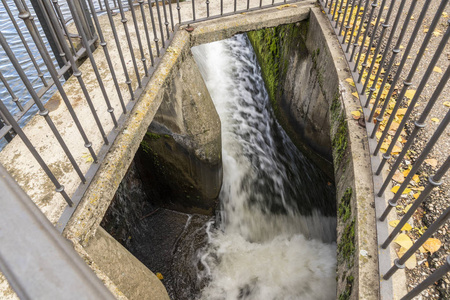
xmin=247 ymin=8 xmax=379 ymax=300
xmin=135 ymin=49 xmax=222 ymax=215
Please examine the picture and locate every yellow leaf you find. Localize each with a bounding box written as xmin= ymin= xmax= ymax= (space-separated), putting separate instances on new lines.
xmin=351 ymin=110 xmax=361 ymax=119
xmin=412 ymin=174 xmax=420 ymax=183
xmin=156 ymin=272 xmax=164 ymax=280
xmin=403 ymin=204 xmax=412 ymax=213
xmin=444 ymin=101 xmax=450 ymax=107
xmin=422 ymin=238 xmax=442 ymax=254
xmin=352 ymin=92 xmax=359 ymax=98
xmin=413 ymin=193 xmax=420 ymax=199
xmin=394 ymin=233 xmax=413 ymax=249
xmin=432 ymin=30 xmax=441 ymax=37
xmin=345 ymin=77 xmax=355 ymax=87
xmin=397 ymin=247 xmax=416 ymax=269
xmin=403 ymin=169 xmax=410 ymax=177
xmin=397 ymin=108 xmax=407 ymax=116
xmin=423 ymin=29 xmax=429 ymax=33
xmin=404 ymin=90 xmax=416 ymax=99
xmin=391 ymin=186 xmax=400 ymax=193
xmin=431 ymin=117 xmax=439 ymax=123
xmin=424 ymin=158 xmax=438 ymax=167
xmin=433 ymin=66 xmax=442 ymax=73
xmin=389 ymin=220 xmax=412 ymax=231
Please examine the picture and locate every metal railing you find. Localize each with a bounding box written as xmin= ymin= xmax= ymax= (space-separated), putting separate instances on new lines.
xmin=1 ymin=0 xmax=449 ymax=298
xmin=318 ymin=0 xmax=450 ymax=299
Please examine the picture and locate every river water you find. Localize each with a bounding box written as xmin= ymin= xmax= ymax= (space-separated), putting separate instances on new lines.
xmin=191 ymin=34 xmax=337 ymax=300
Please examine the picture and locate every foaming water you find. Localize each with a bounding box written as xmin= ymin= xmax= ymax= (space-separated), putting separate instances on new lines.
xmin=191 ymin=34 xmax=336 ymax=300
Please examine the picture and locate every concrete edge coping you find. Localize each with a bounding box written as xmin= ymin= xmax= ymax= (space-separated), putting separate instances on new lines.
xmin=310 ymin=6 xmax=408 ymax=299
xmin=310 ymin=6 xmax=380 ymax=299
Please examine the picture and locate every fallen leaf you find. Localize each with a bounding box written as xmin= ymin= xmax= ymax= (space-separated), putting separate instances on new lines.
xmin=345 ymin=77 xmax=355 ymax=87
xmin=389 ymin=220 xmax=412 ymax=231
xmin=394 ymin=233 xmax=413 ymax=249
xmin=433 ymin=66 xmax=442 ymax=73
xmin=404 ymin=90 xmax=416 ymax=99
xmin=391 ymin=186 xmax=400 ymax=193
xmin=431 ymin=117 xmax=439 ymax=123
xmin=422 ymin=238 xmax=441 ymax=254
xmin=444 ymin=101 xmax=450 ymax=107
xmin=352 ymin=92 xmax=359 ymax=98
xmin=412 ymin=174 xmax=420 ymax=183
xmin=397 ymin=246 xmax=417 ymax=269
xmin=424 ymin=158 xmax=438 ymax=167
xmin=413 ymin=193 xmax=420 ymax=199
xmin=156 ymin=272 xmax=164 ymax=280
xmin=393 ymin=171 xmax=405 ymax=183
xmin=351 ymin=110 xmax=361 ymax=119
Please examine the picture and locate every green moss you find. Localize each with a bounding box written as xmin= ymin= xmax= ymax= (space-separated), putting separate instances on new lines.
xmin=332 ymin=112 xmax=348 ymax=165
xmin=338 ymin=275 xmax=354 ymax=300
xmin=140 ymin=140 xmax=151 ymax=154
xmin=338 ymin=188 xmax=352 ymax=222
xmin=338 ymin=219 xmax=355 ymax=268
xmin=145 ymin=132 xmax=161 ymax=140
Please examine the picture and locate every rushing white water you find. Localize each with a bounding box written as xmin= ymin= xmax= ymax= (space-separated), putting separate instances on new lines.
xmin=191 ymin=34 xmax=337 ymax=300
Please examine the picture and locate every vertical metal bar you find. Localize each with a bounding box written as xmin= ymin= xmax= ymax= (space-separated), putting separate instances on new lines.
xmin=117 ymin=0 xmax=142 ymax=87
xmin=51 ymin=0 xmax=77 ymax=55
xmin=206 ymin=0 xmax=210 ymax=18
xmin=375 ymin=28 xmax=450 ymax=174
xmin=365 ymin=0 xmax=411 ymax=109
xmin=104 ymin=0 xmax=135 ymax=100
xmin=379 ymin=109 xmax=450 ymax=221
xmin=328 ymin=0 xmax=334 ymax=14
xmin=86 ymin=0 xmax=127 ymax=114
xmin=342 ymin=0 xmax=355 ymax=44
xmin=160 ymin=0 xmax=170 ymax=38
xmin=259 ymin=0 xmax=262 ymax=8
xmin=0 ymin=32 xmax=86 ymax=185
xmin=338 ymin=0 xmax=351 ymax=36
xmin=0 ymin=99 xmax=73 ymax=205
xmin=1 ymin=0 xmax=48 ymax=87
xmin=192 ymin=0 xmax=196 ymax=21
xmin=383 ymin=209 xmax=450 ymax=280
xmin=154 ymin=0 xmax=166 ymax=48
xmin=13 ymin=0 xmax=98 ymax=163
xmin=220 ymin=0 xmax=223 ymax=15
xmin=371 ymin=0 xmax=448 ymax=145
xmin=147 ymin=0 xmax=161 ymax=56
xmin=248 ymin=0 xmax=251 ymax=10
xmin=400 ymin=256 xmax=450 ymax=300
xmin=332 ymin=0 xmax=339 ymax=20
xmin=234 ymin=0 xmax=236 ymax=13
xmin=349 ymin=0 xmax=370 ymax=60
xmin=0 ymin=71 xmax=24 ymax=112
xmin=360 ymin=0 xmax=394 ymax=93
xmin=353 ymin=0 xmax=377 ymax=73
xmin=382 ymin=156 xmax=450 ymax=249
xmin=166 ymin=0 xmax=174 ymax=31
xmin=67 ymin=0 xmax=118 ymax=128
xmin=176 ymin=0 xmax=181 ymax=24
xmin=377 ymin=65 xmax=450 ymax=196
xmin=29 ymin=0 xmax=67 ymax=69
xmin=334 ymin=0 xmax=345 ymax=30
xmin=138 ymin=0 xmax=155 ymax=67
xmin=127 ymin=0 xmax=149 ymax=77
xmin=345 ymin=0 xmax=363 ymax=53
xmin=357 ymin=0 xmax=389 ymax=84
xmin=97 ymin=0 xmax=103 ymax=10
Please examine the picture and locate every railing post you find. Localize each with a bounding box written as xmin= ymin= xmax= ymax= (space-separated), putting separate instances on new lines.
xmin=29 ymin=0 xmax=66 ymax=70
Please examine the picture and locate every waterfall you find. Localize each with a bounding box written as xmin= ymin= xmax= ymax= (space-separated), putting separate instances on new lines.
xmin=191 ymin=34 xmax=337 ymax=300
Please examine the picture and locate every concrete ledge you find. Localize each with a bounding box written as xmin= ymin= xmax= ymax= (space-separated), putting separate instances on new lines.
xmin=308 ymin=7 xmax=379 ymax=299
